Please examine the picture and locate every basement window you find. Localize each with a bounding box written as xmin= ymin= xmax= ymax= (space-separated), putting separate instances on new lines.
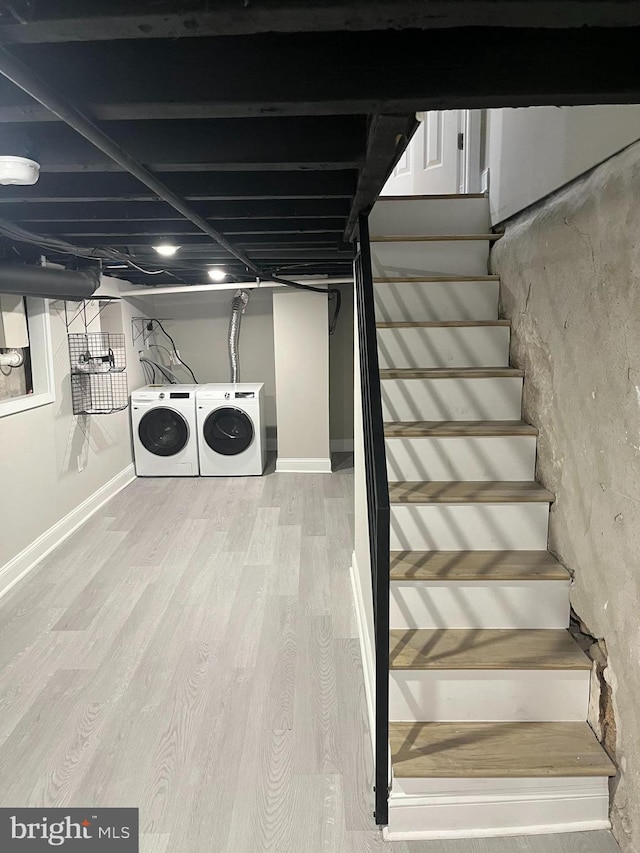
xmin=0 ymin=296 xmax=55 ymax=417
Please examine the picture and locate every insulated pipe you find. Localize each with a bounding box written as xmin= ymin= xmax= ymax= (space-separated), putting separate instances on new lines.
xmin=0 ymin=45 xmax=259 ymax=276
xmin=228 ymin=289 xmax=250 ymax=383
xmin=0 ymin=263 xmax=99 ymax=300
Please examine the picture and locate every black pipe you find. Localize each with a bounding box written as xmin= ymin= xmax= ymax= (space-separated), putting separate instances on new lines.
xmin=0 ymin=264 xmax=100 ymax=300
xmin=0 ymin=45 xmax=259 ymax=276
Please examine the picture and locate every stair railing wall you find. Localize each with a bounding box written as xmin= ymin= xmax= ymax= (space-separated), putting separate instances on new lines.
xmin=354 ymin=212 xmax=390 ymax=827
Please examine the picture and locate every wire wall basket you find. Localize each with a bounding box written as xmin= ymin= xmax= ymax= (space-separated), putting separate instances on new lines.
xmin=71 ymin=373 xmax=129 ymax=416
xmin=68 ymin=332 xmax=126 ymax=375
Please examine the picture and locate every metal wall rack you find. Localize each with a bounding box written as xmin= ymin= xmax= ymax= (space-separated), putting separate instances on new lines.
xmin=65 ymin=297 xmax=129 ymax=415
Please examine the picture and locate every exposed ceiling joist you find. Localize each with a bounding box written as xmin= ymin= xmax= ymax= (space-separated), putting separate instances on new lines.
xmin=0 ymin=199 xmax=351 ymax=222
xmin=0 ymin=171 xmax=358 ymax=202
xmin=5 ymin=116 xmax=366 ymax=173
xmin=23 ymin=218 xmax=347 ymax=237
xmin=2 ymin=28 xmax=640 ymax=124
xmin=2 ymin=0 xmax=640 ymax=44
xmin=345 ymin=114 xmax=418 ymax=240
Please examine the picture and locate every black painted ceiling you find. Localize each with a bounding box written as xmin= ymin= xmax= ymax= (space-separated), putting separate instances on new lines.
xmin=0 ymin=1 xmax=638 ymax=286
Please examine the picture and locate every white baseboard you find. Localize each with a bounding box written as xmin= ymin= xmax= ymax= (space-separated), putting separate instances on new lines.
xmin=350 ymin=550 xmax=376 ymax=757
xmin=386 ymin=776 xmax=611 ymax=840
xmin=0 ymin=464 xmax=135 ymax=602
xmin=384 ymin=820 xmax=611 ymax=842
xmin=330 ymin=439 xmax=354 ymax=452
xmin=275 ymin=457 xmax=332 ymax=473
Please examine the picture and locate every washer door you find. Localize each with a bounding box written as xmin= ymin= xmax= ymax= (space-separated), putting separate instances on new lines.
xmin=138 ymin=407 xmax=189 ymax=457
xmin=203 ymin=406 xmax=254 ymax=456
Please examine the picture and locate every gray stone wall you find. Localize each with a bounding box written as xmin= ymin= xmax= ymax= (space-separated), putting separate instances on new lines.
xmin=492 ymin=140 xmax=640 ymax=852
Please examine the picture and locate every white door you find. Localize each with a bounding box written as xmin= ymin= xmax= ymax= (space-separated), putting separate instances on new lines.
xmin=381 ymin=110 xmax=481 ymax=196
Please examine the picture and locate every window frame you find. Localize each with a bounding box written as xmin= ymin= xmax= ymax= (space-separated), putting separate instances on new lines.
xmin=0 ymin=297 xmax=55 ymax=418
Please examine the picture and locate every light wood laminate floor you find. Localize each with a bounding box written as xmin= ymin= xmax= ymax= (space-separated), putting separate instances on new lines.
xmin=0 ymin=456 xmax=621 ymax=853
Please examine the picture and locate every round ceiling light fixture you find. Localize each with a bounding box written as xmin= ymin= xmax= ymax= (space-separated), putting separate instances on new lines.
xmin=207 ymin=267 xmax=227 ymax=282
xmin=152 ymin=243 xmax=180 ymax=257
xmin=0 ymin=156 xmax=40 ymax=186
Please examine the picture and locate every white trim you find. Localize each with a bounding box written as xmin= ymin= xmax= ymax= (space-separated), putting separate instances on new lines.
xmin=384 ymin=820 xmax=611 ymax=842
xmin=330 ymin=439 xmax=354 ymax=452
xmin=0 ymin=297 xmax=55 ymax=418
xmin=275 ymin=457 xmax=332 ymax=473
xmin=385 ymin=776 xmax=611 ymax=840
xmin=118 ymin=276 xmax=353 ymax=298
xmin=350 ymin=550 xmax=376 ymax=755
xmin=0 ymin=464 xmax=135 ymax=602
xmin=461 ymin=109 xmax=483 ymax=194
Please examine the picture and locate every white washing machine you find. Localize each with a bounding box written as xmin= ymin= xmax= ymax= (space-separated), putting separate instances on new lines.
xmin=131 ymin=384 xmax=200 ymax=476
xmin=196 ymin=383 xmax=267 ymax=476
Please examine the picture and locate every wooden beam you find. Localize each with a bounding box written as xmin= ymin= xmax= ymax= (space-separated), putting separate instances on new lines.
xmin=3 ymin=28 xmax=640 ymax=121
xmin=21 ymin=218 xmax=347 ymax=237
xmin=345 ymin=114 xmax=418 ymax=240
xmin=0 ymin=171 xmax=358 ymax=202
xmin=3 ymin=1 xmax=640 ymax=43
xmin=17 ymin=117 xmax=365 ymax=173
xmin=0 ymin=198 xmax=350 ymax=221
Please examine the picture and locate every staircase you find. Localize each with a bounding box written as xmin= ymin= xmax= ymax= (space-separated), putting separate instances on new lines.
xmin=367 ymin=194 xmax=616 ymax=840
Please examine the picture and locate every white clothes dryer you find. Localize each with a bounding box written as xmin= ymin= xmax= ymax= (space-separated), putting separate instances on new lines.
xmin=131 ymin=384 xmax=199 ymax=476
xmin=196 ymin=383 xmax=266 ymax=476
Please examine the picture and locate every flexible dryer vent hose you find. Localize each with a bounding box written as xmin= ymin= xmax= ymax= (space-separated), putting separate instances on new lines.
xmin=228 ymin=289 xmax=250 ymax=383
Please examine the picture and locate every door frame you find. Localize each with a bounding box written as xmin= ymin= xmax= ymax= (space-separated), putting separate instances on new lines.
xmin=458 ymin=109 xmax=483 ymax=194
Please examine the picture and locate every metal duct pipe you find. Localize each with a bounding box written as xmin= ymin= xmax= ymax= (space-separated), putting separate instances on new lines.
xmin=228 ymin=289 xmax=250 ymax=384
xmin=0 ymin=264 xmax=100 ymax=300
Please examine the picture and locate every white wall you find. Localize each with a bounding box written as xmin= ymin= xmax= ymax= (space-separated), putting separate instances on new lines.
xmin=149 ymin=288 xmax=278 ymax=440
xmin=329 ymin=283 xmax=354 ymax=450
xmin=487 ymin=105 xmax=640 ymax=224
xmin=272 ymin=290 xmax=330 ymax=469
xmin=352 ymin=283 xmax=376 ymax=750
xmin=154 ymin=285 xmax=354 ymax=450
xmin=0 ymin=277 xmax=148 ymax=584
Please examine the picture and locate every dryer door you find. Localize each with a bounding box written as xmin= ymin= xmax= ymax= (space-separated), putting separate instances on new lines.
xmin=203 ymin=406 xmax=254 ymax=456
xmin=138 ymin=407 xmax=189 ymax=457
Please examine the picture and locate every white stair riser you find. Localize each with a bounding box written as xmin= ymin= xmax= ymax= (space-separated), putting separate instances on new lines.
xmin=382 ymin=377 xmax=523 ymax=422
xmin=385 ymin=436 xmax=536 ymax=482
xmin=390 ymin=504 xmax=550 ymax=551
xmin=377 ymin=326 xmax=510 ymax=369
xmin=389 ymin=670 xmax=590 ymax=722
xmin=371 ymin=240 xmax=490 ymax=278
xmin=386 ymin=777 xmax=611 ymax=839
xmin=370 ymin=198 xmax=490 ymax=236
xmin=374 ymin=281 xmax=499 ymax=323
xmin=390 ymin=580 xmax=569 ymax=629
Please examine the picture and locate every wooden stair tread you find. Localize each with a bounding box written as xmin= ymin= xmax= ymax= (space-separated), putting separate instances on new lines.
xmin=390 ymin=722 xmax=616 ymax=778
xmin=384 ymin=420 xmax=537 ymax=437
xmin=374 ymin=275 xmax=499 ymax=282
xmin=388 ymin=481 xmax=555 ymax=504
xmin=380 ymin=367 xmax=524 ymax=379
xmin=371 ymin=233 xmax=500 ymax=242
xmin=377 ymin=194 xmax=487 ymax=201
xmin=376 ymin=320 xmax=510 ymax=328
xmin=390 ymin=550 xmax=567 ymax=581
xmin=389 ymin=629 xmax=589 ymax=670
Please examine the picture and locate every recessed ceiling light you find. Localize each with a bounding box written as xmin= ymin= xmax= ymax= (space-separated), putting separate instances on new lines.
xmin=207 ymin=267 xmax=227 ymax=282
xmin=153 ymin=244 xmax=180 ymax=257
